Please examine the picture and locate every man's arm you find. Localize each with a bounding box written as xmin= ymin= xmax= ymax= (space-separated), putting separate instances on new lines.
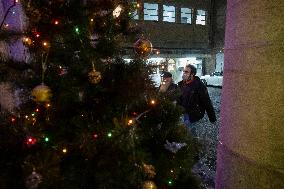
xmin=198 ymin=84 xmax=216 ymax=123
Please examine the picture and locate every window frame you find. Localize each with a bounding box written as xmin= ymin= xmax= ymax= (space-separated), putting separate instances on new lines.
xmin=162 ymin=4 xmax=176 ymax=23
xmin=196 ymin=9 xmax=207 ymax=25
xmin=143 ymin=3 xmax=159 ymax=21
xmin=180 ymin=7 xmax=193 ymax=24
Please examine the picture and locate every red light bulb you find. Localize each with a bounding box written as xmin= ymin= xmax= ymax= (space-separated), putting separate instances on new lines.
xmin=26 ymin=137 xmax=37 ymax=145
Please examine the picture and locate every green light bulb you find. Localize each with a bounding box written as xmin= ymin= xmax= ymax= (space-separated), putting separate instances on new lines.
xmin=107 ymin=132 xmax=112 ymax=137
xmin=75 ymin=27 xmax=80 ymax=34
xmin=44 ymin=137 xmax=49 ymax=142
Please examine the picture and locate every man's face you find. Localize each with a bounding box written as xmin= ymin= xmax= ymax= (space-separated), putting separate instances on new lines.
xmin=182 ymin=67 xmax=192 ymax=80
xmin=163 ymin=77 xmax=172 ymax=83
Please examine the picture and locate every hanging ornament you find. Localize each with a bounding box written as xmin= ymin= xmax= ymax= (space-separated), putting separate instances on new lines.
xmin=164 ymin=140 xmax=187 ymax=153
xmin=25 ymin=170 xmax=42 ymax=189
xmin=88 ymin=66 xmax=102 ymax=85
xmin=142 ymin=180 xmax=157 ymax=189
xmin=113 ymin=4 xmax=123 ymax=18
xmin=78 ymin=91 xmax=84 ymax=101
xmin=143 ymin=163 xmax=156 ymax=178
xmin=133 ymin=38 xmax=152 ymax=57
xmin=31 ymin=84 xmax=52 ymax=103
xmin=59 ymin=66 xmax=68 ymax=76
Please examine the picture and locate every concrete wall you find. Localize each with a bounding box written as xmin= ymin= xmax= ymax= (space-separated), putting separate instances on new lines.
xmin=0 ymin=0 xmax=28 ymax=62
xmin=216 ymin=0 xmax=284 ymax=188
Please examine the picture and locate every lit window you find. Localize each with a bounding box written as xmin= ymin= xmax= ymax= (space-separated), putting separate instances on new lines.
xmin=196 ymin=9 xmax=206 ymax=25
xmin=144 ymin=3 xmax=158 ymax=21
xmin=132 ymin=9 xmax=139 ymax=20
xmin=163 ymin=5 xmax=175 ymax=22
xmin=180 ymin=8 xmax=192 ymax=24
xmin=131 ymin=2 xmax=139 ymax=20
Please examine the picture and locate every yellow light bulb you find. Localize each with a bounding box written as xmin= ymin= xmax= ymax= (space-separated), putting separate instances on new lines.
xmin=62 ymin=148 xmax=67 ymax=153
xmin=128 ymin=119 xmax=133 ymax=126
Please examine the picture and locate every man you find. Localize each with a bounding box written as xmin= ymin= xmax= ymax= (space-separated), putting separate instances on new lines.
xmin=159 ymin=71 xmax=177 ymax=96
xmin=177 ymin=64 xmax=216 ymax=136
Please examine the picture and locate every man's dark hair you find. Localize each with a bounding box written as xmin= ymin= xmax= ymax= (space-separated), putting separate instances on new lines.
xmin=186 ymin=64 xmax=197 ymax=75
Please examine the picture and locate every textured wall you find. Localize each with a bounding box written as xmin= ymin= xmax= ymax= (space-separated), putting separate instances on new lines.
xmin=216 ymin=0 xmax=284 ymax=188
xmin=0 ymin=0 xmax=28 ymax=62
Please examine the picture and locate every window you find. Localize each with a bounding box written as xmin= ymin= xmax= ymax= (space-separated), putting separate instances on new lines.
xmin=132 ymin=9 xmax=139 ymax=20
xmin=163 ymin=5 xmax=175 ymax=22
xmin=180 ymin=8 xmax=192 ymax=24
xmin=196 ymin=9 xmax=206 ymax=25
xmin=144 ymin=3 xmax=158 ymax=21
xmin=131 ymin=2 xmax=139 ymax=20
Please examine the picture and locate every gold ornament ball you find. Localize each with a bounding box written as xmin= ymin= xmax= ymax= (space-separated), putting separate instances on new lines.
xmin=31 ymin=84 xmax=52 ymax=103
xmin=88 ymin=69 xmax=102 ymax=84
xmin=142 ymin=180 xmax=157 ymax=189
xmin=133 ymin=38 xmax=152 ymax=57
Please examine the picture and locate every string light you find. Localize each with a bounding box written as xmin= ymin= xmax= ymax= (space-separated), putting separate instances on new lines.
xmin=90 ymin=18 xmax=94 ymax=22
xmin=44 ymin=137 xmax=49 ymax=142
xmin=26 ymin=137 xmax=37 ymax=145
xmin=75 ymin=27 xmax=80 ymax=34
xmin=150 ymin=100 xmax=156 ymax=105
xmin=46 ymin=103 xmax=51 ymax=108
xmin=23 ymin=37 xmax=32 ymax=45
xmin=54 ymin=20 xmax=59 ymax=25
xmin=107 ymin=132 xmax=112 ymax=138
xmin=62 ymin=148 xmax=67 ymax=153
xmin=93 ymin=133 xmax=98 ymax=139
xmin=11 ymin=117 xmax=16 ymax=122
xmin=128 ymin=119 xmax=134 ymax=126
xmin=43 ymin=41 xmax=49 ymax=48
xmin=35 ymin=108 xmax=40 ymax=112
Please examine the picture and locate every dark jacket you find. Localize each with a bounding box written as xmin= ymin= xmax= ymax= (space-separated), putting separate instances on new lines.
xmin=177 ymin=76 xmax=216 ymax=123
xmin=159 ymin=82 xmax=179 ymax=101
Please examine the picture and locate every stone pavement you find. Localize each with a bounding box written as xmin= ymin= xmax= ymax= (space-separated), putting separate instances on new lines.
xmin=191 ymin=87 xmax=222 ymax=189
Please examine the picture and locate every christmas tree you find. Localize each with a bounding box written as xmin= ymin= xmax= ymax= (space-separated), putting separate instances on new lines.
xmin=0 ymin=0 xmax=200 ymax=188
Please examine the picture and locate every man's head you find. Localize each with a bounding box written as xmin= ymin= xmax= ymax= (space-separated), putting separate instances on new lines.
xmin=161 ymin=71 xmax=173 ymax=83
xmin=182 ymin=64 xmax=197 ymax=81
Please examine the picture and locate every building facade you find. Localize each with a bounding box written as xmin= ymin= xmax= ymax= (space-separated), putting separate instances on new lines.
xmin=126 ymin=0 xmax=226 ymax=84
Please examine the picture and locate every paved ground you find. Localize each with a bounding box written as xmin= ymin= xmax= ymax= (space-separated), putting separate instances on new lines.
xmin=191 ymin=87 xmax=222 ymax=189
